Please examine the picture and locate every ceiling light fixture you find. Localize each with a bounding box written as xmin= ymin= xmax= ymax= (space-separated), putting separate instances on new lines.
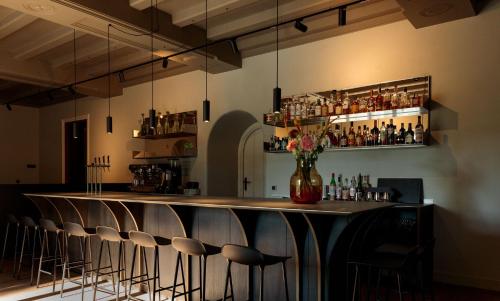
xmin=106 ymin=24 xmax=113 ymax=134
xmin=202 ymin=0 xmax=210 ymax=123
xmin=162 ymin=57 xmax=168 ymax=69
xmin=72 ymin=29 xmax=78 ymax=139
xmin=294 ymin=19 xmax=308 ymax=33
xmin=229 ymin=39 xmax=239 ymax=54
xmin=339 ymin=6 xmax=347 ymax=26
xmin=272 ymin=0 xmax=281 ymax=114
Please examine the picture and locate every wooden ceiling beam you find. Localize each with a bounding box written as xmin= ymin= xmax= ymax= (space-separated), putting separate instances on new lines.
xmin=13 ymin=27 xmax=81 ymax=60
xmin=129 ymin=0 xmax=167 ymax=11
xmin=0 ymin=10 xmax=37 ymax=40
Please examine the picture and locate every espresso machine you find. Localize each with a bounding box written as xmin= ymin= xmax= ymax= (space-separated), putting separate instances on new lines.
xmin=129 ymin=161 xmax=182 ymax=194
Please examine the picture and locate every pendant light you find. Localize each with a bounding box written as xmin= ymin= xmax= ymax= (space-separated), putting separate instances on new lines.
xmin=106 ymin=24 xmax=113 ymax=134
xmin=72 ymin=29 xmax=78 ymax=139
xmin=148 ymin=0 xmax=156 ymax=130
xmin=202 ymin=0 xmax=210 ymax=123
xmin=272 ymin=0 xmax=281 ymax=114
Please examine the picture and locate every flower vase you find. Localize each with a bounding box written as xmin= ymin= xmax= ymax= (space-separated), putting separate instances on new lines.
xmin=290 ymin=158 xmax=323 ymax=204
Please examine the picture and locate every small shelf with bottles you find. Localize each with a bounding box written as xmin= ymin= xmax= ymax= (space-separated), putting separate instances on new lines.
xmin=263 ymin=76 xmax=431 ymax=153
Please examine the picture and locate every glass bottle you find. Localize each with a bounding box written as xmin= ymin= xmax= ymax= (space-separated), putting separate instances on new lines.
xmin=383 ymin=88 xmax=391 ymax=110
xmin=400 ymin=87 xmax=410 ymax=108
xmin=329 ymin=173 xmax=337 ymax=201
xmin=172 ymin=113 xmax=180 ymax=133
xmin=342 ymin=92 xmax=350 ymax=115
xmin=328 ymin=91 xmax=335 ymax=115
xmin=356 ymin=174 xmax=363 ymax=201
xmin=308 ymin=99 xmax=315 ymax=119
xmin=371 ymin=120 xmax=380 ymax=146
xmin=340 ymin=128 xmax=348 ymax=147
xmin=321 ymin=99 xmax=328 ymax=117
xmin=350 ymin=97 xmax=359 ymax=114
xmin=336 ymin=175 xmax=343 ymax=200
xmin=289 ymin=99 xmax=296 ymax=118
xmin=156 ymin=112 xmax=162 ymax=136
xmin=334 ymin=91 xmax=343 ymax=115
xmin=348 ymin=122 xmax=356 ymax=147
xmin=397 ymin=123 xmax=406 ymax=144
xmin=349 ymin=176 xmax=356 ymax=201
xmin=391 ymin=86 xmax=400 ymax=109
xmin=359 ymin=96 xmax=367 ymax=113
xmin=363 ymin=125 xmax=370 ymax=146
xmin=334 ymin=124 xmax=341 ymax=147
xmin=355 ymin=126 xmax=363 ymax=147
xmin=412 ymin=93 xmax=420 ymax=108
xmin=415 ymin=116 xmax=424 ymax=144
xmin=405 ymin=123 xmax=415 ymax=144
xmin=301 ymin=99 xmax=308 ymax=120
xmin=315 ymin=99 xmax=322 ymax=117
xmin=379 ymin=121 xmax=387 ymax=145
xmin=387 ymin=118 xmax=395 ymax=144
xmin=367 ymin=90 xmax=375 ymax=112
xmin=375 ymin=87 xmax=384 ymax=111
xmin=342 ymin=178 xmax=350 ymax=201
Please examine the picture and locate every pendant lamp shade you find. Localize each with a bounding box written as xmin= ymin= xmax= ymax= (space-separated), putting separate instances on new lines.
xmin=203 ymin=99 xmax=210 ymax=122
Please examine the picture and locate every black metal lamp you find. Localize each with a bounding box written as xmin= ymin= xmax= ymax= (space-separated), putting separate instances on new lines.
xmin=202 ymin=0 xmax=211 ymax=123
xmin=106 ymin=24 xmax=113 ymax=134
xmin=273 ymin=0 xmax=281 ymax=114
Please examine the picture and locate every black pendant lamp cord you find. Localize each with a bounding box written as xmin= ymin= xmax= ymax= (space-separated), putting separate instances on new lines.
xmin=73 ymin=29 xmax=77 ymax=119
xmin=276 ymin=0 xmax=279 ymax=87
xmin=150 ymin=0 xmax=154 ymax=110
xmin=107 ymin=24 xmax=111 ymax=116
xmin=205 ymin=0 xmax=208 ymax=100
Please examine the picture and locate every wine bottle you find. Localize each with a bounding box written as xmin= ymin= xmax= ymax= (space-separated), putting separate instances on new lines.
xmin=415 ymin=116 xmax=424 ymax=144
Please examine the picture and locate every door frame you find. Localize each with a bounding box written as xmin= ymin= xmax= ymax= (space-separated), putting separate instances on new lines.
xmin=61 ymin=114 xmax=90 ymax=184
xmin=237 ymin=122 xmax=263 ymax=197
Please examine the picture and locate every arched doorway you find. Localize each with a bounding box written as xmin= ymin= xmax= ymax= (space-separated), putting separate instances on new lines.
xmin=207 ymin=110 xmax=259 ymax=197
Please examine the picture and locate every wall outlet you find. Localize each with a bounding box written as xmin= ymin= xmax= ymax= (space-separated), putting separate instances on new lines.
xmin=272 ymin=185 xmax=277 ymax=190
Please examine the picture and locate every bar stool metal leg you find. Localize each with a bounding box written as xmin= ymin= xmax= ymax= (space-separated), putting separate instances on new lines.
xmin=0 ymin=222 xmax=10 ymax=272
xmin=282 ymin=261 xmax=290 ymax=301
xmin=16 ymin=225 xmax=28 ymax=278
xmin=128 ymin=244 xmax=138 ymax=301
xmin=223 ymin=260 xmax=233 ymax=301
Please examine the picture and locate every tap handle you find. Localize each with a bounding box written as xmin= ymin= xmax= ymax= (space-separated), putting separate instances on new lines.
xmin=107 ymin=155 xmax=110 ymax=165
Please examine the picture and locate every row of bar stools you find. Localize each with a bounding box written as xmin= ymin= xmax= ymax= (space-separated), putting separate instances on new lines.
xmin=93 ymin=226 xmax=130 ymax=301
xmin=0 ymin=214 xmax=20 ymax=275
xmin=60 ymin=222 xmax=97 ymax=300
xmin=36 ymin=218 xmax=65 ymax=292
xmin=171 ymin=237 xmax=222 ymax=301
xmin=222 ymin=244 xmax=290 ymax=301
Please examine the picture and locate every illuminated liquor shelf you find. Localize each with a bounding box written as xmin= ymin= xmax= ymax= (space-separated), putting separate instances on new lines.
xmin=265 ymin=144 xmax=428 ymax=153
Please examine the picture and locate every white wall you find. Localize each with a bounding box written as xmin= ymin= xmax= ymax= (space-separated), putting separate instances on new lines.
xmin=0 ymin=105 xmax=39 ymax=184
xmin=37 ymin=2 xmax=500 ymax=291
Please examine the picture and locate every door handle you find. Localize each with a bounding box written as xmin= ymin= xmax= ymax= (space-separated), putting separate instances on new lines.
xmin=243 ymin=177 xmax=252 ymax=191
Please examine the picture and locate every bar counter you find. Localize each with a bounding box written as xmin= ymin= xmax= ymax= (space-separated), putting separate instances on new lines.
xmin=23 ymin=192 xmax=394 ymax=301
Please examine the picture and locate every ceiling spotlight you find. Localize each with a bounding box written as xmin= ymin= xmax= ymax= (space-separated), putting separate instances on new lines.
xmin=338 ymin=6 xmax=347 ymax=26
xmin=294 ymin=19 xmax=308 ymax=33
xmin=162 ymin=57 xmax=169 ymax=69
xmin=118 ymin=71 xmax=125 ymax=83
xmin=229 ymin=39 xmax=239 ymax=54
xmin=6 ymin=103 xmax=12 ymax=111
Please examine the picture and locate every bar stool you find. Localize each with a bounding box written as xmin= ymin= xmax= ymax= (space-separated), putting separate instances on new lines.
xmin=35 ymin=218 xmax=64 ymax=292
xmin=171 ymin=237 xmax=221 ymax=301
xmin=93 ymin=226 xmax=130 ymax=301
xmin=16 ymin=216 xmax=42 ymax=283
xmin=127 ymin=230 xmax=171 ymax=301
xmin=61 ymin=222 xmax=97 ymax=300
xmin=0 ymin=214 xmax=20 ymax=275
xmin=221 ymin=244 xmax=290 ymax=301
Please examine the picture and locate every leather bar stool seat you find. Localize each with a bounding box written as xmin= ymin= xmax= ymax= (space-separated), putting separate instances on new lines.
xmin=36 ymin=219 xmax=64 ymax=291
xmin=61 ymin=222 xmax=97 ymax=300
xmin=93 ymin=226 xmax=130 ymax=301
xmin=170 ymin=237 xmax=221 ymax=301
xmin=127 ymin=231 xmax=172 ymax=301
xmin=0 ymin=214 xmax=21 ymax=275
xmin=221 ymin=244 xmax=290 ymax=301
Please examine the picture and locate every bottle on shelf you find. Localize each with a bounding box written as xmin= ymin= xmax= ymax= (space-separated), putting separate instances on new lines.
xmin=375 ymin=87 xmax=384 ymax=111
xmin=321 ymin=98 xmax=328 ymax=117
xmin=365 ymin=125 xmax=373 ymax=146
xmin=295 ymin=99 xmax=302 ymax=120
xmin=380 ymin=121 xmax=387 ymax=145
xmin=333 ymin=124 xmax=341 ymax=147
xmin=391 ymin=85 xmax=400 ymax=109
xmin=362 ymin=125 xmax=369 ymax=146
xmin=367 ymin=90 xmax=375 ymax=112
xmin=308 ymin=99 xmax=316 ymax=118
xmin=340 ymin=128 xmax=348 ymax=147
xmin=370 ymin=120 xmax=380 ymax=146
xmin=328 ymin=92 xmax=335 ymax=115
xmin=387 ymin=118 xmax=395 ymax=144
xmin=342 ymin=178 xmax=350 ymax=201
xmin=359 ymin=96 xmax=367 ymax=113
xmin=348 ymin=122 xmax=356 ymax=147
xmin=355 ymin=126 xmax=363 ymax=146
xmin=336 ymin=175 xmax=343 ymax=200
xmin=301 ymin=99 xmax=308 ymax=120
xmin=356 ymin=174 xmax=363 ymax=201
xmin=350 ymin=97 xmax=359 ymax=114
xmin=405 ymin=122 xmax=415 ymax=144
xmin=140 ymin=113 xmax=147 ymax=136
xmin=342 ymin=92 xmax=350 ymax=115
xmin=397 ymin=123 xmax=406 ymax=144
xmin=334 ymin=91 xmax=343 ymax=115
xmin=329 ymin=173 xmax=337 ymax=200
xmin=289 ymin=98 xmax=296 ymax=118
xmin=415 ymin=116 xmax=424 ymax=144
xmin=400 ymin=87 xmax=410 ymax=108
xmin=383 ymin=88 xmax=391 ymax=110
xmin=412 ymin=93 xmax=420 ymax=108
xmin=315 ymin=99 xmax=322 ymax=117
xmin=156 ymin=112 xmax=162 ymax=136
xmin=349 ymin=176 xmax=356 ymax=201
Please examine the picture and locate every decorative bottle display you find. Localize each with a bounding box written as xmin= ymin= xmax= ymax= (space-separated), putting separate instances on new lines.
xmin=405 ymin=123 xmax=415 ymax=144
xmin=415 ymin=116 xmax=424 ymax=144
xmin=375 ymin=87 xmax=384 ymax=111
xmin=342 ymin=92 xmax=350 ymax=114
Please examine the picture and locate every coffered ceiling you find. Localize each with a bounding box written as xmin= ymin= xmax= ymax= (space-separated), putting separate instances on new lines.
xmin=0 ymin=0 xmax=482 ymax=107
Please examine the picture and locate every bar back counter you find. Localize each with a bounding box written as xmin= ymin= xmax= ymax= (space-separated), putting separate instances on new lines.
xmin=22 ymin=191 xmax=399 ymax=301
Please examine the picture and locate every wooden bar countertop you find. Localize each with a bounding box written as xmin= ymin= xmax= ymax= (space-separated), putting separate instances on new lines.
xmin=24 ymin=192 xmax=395 ymax=216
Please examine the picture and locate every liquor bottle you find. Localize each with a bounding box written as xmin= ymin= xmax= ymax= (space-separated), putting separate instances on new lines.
xmin=370 ymin=120 xmax=380 ymax=146
xmin=334 ymin=91 xmax=343 ymax=115
xmin=163 ymin=112 xmax=170 ymax=134
xmin=348 ymin=122 xmax=356 ymax=147
xmin=140 ymin=113 xmax=147 ymax=136
xmin=391 ymin=86 xmax=400 ymax=109
xmin=328 ymin=92 xmax=335 ymax=115
xmin=301 ymin=100 xmax=308 ymax=119
xmin=379 ymin=121 xmax=387 ymax=145
xmin=412 ymin=93 xmax=421 ymax=108
xmin=397 ymin=123 xmax=406 ymax=144
xmin=336 ymin=176 xmax=343 ymax=200
xmin=363 ymin=125 xmax=370 ymax=146
xmin=308 ymin=100 xmax=316 ymax=118
xmin=156 ymin=112 xmax=163 ymax=136
xmin=355 ymin=126 xmax=363 ymax=146
xmin=349 ymin=177 xmax=356 ymax=201
xmin=400 ymin=87 xmax=410 ymax=108
xmin=315 ymin=99 xmax=322 ymax=117
xmin=321 ymin=99 xmax=328 ymax=117
xmin=295 ymin=100 xmax=302 ymax=119
xmin=270 ymin=136 xmax=275 ymax=151
xmin=342 ymin=92 xmax=350 ymax=115
xmin=367 ymin=90 xmax=375 ymax=112
xmin=350 ymin=97 xmax=359 ymax=114
xmin=375 ymin=87 xmax=384 ymax=111
xmin=387 ymin=119 xmax=395 ymax=144
xmin=356 ymin=174 xmax=363 ymax=201
xmin=289 ymin=98 xmax=296 ymax=118
xmin=333 ymin=124 xmax=341 ymax=147
xmin=340 ymin=128 xmax=348 ymax=147
xmin=329 ymin=173 xmax=337 ymax=200
xmin=415 ymin=116 xmax=424 ymax=144
xmin=342 ymin=178 xmax=350 ymax=201
xmin=405 ymin=123 xmax=415 ymax=144
xmin=383 ymin=88 xmax=391 ymax=110
xmin=359 ymin=96 xmax=367 ymax=113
